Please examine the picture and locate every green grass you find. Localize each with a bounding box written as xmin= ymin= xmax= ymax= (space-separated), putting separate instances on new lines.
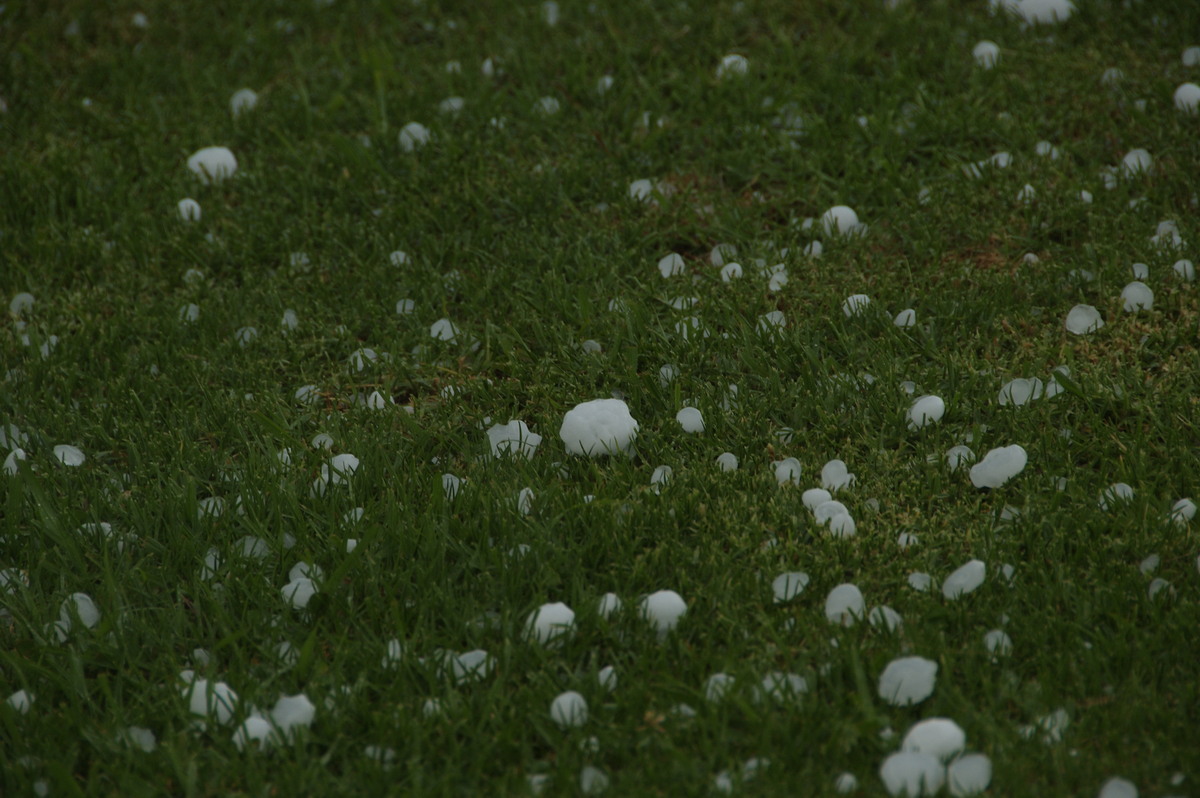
xmin=3 ymin=0 xmax=1200 ymax=795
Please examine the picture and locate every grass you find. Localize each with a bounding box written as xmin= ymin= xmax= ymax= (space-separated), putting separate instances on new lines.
xmin=2 ymin=0 xmax=1200 ymax=795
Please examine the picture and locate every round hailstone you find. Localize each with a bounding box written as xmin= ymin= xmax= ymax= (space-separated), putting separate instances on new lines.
xmin=842 ymin=294 xmax=871 ymax=317
xmin=940 ymin=559 xmax=988 ymax=597
xmin=1018 ymin=0 xmax=1074 ymax=23
xmin=440 ymin=96 xmax=465 ymax=115
xmin=271 ymin=694 xmax=316 ymax=736
xmin=715 ymin=452 xmax=739 ymax=472
xmin=827 ymin=512 xmax=857 ymax=539
xmin=525 ymin=602 xmax=576 ymax=645
xmin=869 ymin=605 xmax=903 ymax=632
xmin=1173 ymin=259 xmax=1195 ymax=281
xmin=1121 ymin=149 xmax=1152 ymax=177
xmin=629 ymin=179 xmax=654 ymax=202
xmin=984 ymin=629 xmax=1013 ymax=655
xmin=973 ymin=40 xmax=1000 ymax=69
xmin=1186 ymin=46 xmax=1200 ymax=66
xmin=429 ymin=318 xmax=459 ymax=342
xmin=908 ymin=572 xmax=932 ymax=592
xmin=1120 ymin=282 xmax=1153 ymax=312
xmin=53 ymin=445 xmax=85 ymax=467
xmin=658 ymin=252 xmax=685 ymax=278
xmin=60 ymin=592 xmax=100 ymax=629
xmin=772 ymin=571 xmax=810 ymax=603
xmin=229 ymin=88 xmax=258 ymax=117
xmin=658 ymin=364 xmax=679 ymax=386
xmin=907 ymin=395 xmax=946 ymax=430
xmin=184 ymin=679 xmax=239 ymax=725
xmin=821 ymin=459 xmax=855 ymax=491
xmin=1099 ymin=482 xmax=1134 ymax=510
xmin=640 ymin=589 xmax=687 ymax=636
xmin=878 ymin=656 xmax=938 ymax=706
xmin=549 ymin=691 xmax=588 ymax=728
xmin=879 ymin=751 xmax=945 ymax=797
xmin=179 ymin=303 xmax=200 ymax=323
xmin=487 ymin=419 xmax=543 ymax=459
xmin=774 ymin=457 xmax=802 ymax=485
xmin=720 ymin=262 xmax=743 ymax=281
xmin=282 ymin=578 xmax=317 ymax=609
xmin=232 ymin=715 xmax=274 ymax=751
xmin=597 ymin=592 xmax=622 ymax=619
xmin=969 ymin=444 xmax=1027 ymax=489
xmin=999 ymin=377 xmax=1043 ymax=406
xmin=1065 ymin=304 xmax=1104 ymax=334
xmin=560 ymin=398 xmax=639 ymax=458
xmin=1017 ymin=184 xmax=1036 ymax=204
xmin=1098 ymin=778 xmax=1138 ymax=798
xmin=802 ymin=488 xmax=833 ymax=511
xmin=758 ymin=310 xmax=785 ymax=332
xmin=824 ymin=583 xmax=865 ymax=626
xmin=813 ymin=500 xmax=849 ymax=525
xmin=676 ymin=407 xmax=704 ymax=433
xmin=9 ymin=292 xmax=34 ymax=317
xmin=398 ymin=122 xmax=430 ymax=152
xmin=820 ymin=205 xmax=859 ymax=236
xmin=894 ymin=308 xmax=916 ymax=328
xmin=716 ymin=53 xmax=749 ymax=79
xmin=902 ymin=718 xmax=966 ymax=762
xmin=704 ymin=672 xmax=735 ymax=702
xmin=947 ymin=753 xmax=992 ymax=796
xmin=1175 ymin=82 xmax=1200 ymax=113
xmin=580 ymin=766 xmax=609 ymax=795
xmin=755 ymin=671 xmax=808 ymax=702
xmin=187 ymin=146 xmax=237 ymax=184
xmin=1169 ymin=498 xmax=1196 ymax=525
xmin=177 ymin=198 xmax=201 ymax=222
xmin=834 ymin=773 xmax=858 ymax=794
xmin=534 ymin=96 xmax=560 ymax=115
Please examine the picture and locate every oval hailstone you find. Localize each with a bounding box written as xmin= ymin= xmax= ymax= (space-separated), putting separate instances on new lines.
xmin=487 ymin=419 xmax=542 ymax=459
xmin=282 ymin=578 xmax=317 ymax=609
xmin=560 ymin=398 xmax=639 ymax=457
xmin=525 ymin=602 xmax=575 ymax=645
xmin=943 ymin=560 xmax=986 ymax=600
xmin=1121 ymin=149 xmax=1152 ymax=177
xmin=825 ymin=583 xmax=865 ymax=626
xmin=984 ymin=629 xmax=1013 ymax=655
xmin=716 ymin=452 xmax=739 ymax=472
xmin=229 ymin=88 xmax=258 ymax=117
xmin=774 ymin=458 xmax=802 ymax=485
xmin=878 ymin=656 xmax=938 ymax=706
xmin=640 ymin=590 xmax=686 ymax=635
xmin=880 ymin=751 xmax=945 ymax=797
xmin=999 ymin=377 xmax=1043 ymax=406
xmin=1099 ymin=482 xmax=1134 ymax=510
xmin=662 ymin=407 xmax=703 ymax=437
xmin=716 ymin=53 xmax=749 ymax=79
xmin=1175 ymin=82 xmax=1200 ymax=113
xmin=53 ymin=445 xmax=85 ymax=467
xmin=821 ymin=205 xmax=859 ymax=236
xmin=721 ymin=262 xmax=743 ymax=281
xmin=973 ymin=40 xmax=1000 ymax=69
xmin=969 ymin=445 xmax=1027 ymax=489
xmin=271 ymin=694 xmax=316 ymax=736
xmin=1065 ymin=304 xmax=1104 ymax=334
xmin=398 ymin=122 xmax=430 ymax=152
xmin=429 ymin=318 xmax=459 ymax=342
xmin=61 ymin=592 xmax=101 ymax=629
xmin=704 ymin=672 xmax=735 ymax=702
xmin=658 ymin=252 xmax=685 ymax=278
xmin=906 ymin=395 xmax=946 ymax=430
xmin=177 ymin=198 xmax=201 ymax=222
xmin=184 ymin=679 xmax=239 ymax=725
xmin=813 ymin=500 xmax=849 ymax=525
xmin=946 ymin=755 xmax=992 ymax=797
xmin=549 ymin=691 xmax=588 ymax=728
xmin=842 ymin=294 xmax=871 ymax=317
xmin=187 ymin=146 xmax=237 ymax=184
xmin=232 ymin=715 xmax=273 ymax=750
xmin=902 ymin=718 xmax=966 ymax=762
xmin=772 ymin=571 xmax=810 ymax=603
xmin=869 ymin=605 xmax=903 ymax=632
xmin=597 ymin=592 xmax=622 ymax=619
xmin=802 ymin=488 xmax=832 ymax=511
xmin=629 ymin=178 xmax=654 ymax=202
xmin=1121 ymin=282 xmax=1153 ymax=312
xmin=821 ymin=459 xmax=856 ymax=491
xmin=894 ymin=308 xmax=917 ymax=328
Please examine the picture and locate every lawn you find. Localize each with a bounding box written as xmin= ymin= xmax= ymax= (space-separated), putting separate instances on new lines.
xmin=2 ymin=0 xmax=1199 ymax=795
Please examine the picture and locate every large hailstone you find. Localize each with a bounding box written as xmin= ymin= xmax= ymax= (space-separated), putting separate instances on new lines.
xmin=907 ymin=395 xmax=945 ymax=429
xmin=947 ymin=753 xmax=992 ymax=796
xmin=640 ymin=589 xmax=687 ymax=636
xmin=270 ymin=694 xmax=316 ymax=737
xmin=184 ymin=679 xmax=239 ymax=725
xmin=879 ymin=752 xmax=945 ymax=797
xmin=969 ymin=445 xmax=1027 ymax=489
xmin=902 ymin=718 xmax=966 ymax=761
xmin=549 ymin=691 xmax=588 ymax=728
xmin=878 ymin=656 xmax=938 ymax=706
xmin=1175 ymin=83 xmax=1200 ymax=113
xmin=187 ymin=146 xmax=238 ymax=184
xmin=398 ymin=122 xmax=430 ymax=151
xmin=525 ymin=602 xmax=575 ymax=646
xmin=676 ymin=407 xmax=704 ymax=433
xmin=825 ymin=583 xmax=865 ymax=626
xmin=486 ymin=419 xmax=542 ymax=459
xmin=1065 ymin=304 xmax=1104 ymax=334
xmin=772 ymin=572 xmax=810 ymax=603
xmin=821 ymin=205 xmax=862 ymax=236
xmin=942 ymin=560 xmax=986 ymax=600
xmin=559 ymin=398 xmax=639 ymax=457
xmin=1121 ymin=282 xmax=1153 ymax=312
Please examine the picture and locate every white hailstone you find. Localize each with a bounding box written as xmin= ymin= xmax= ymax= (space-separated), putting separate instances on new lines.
xmin=1099 ymin=482 xmax=1134 ymax=510
xmin=821 ymin=459 xmax=856 ymax=491
xmin=658 ymin=364 xmax=679 ymax=386
xmin=8 ymin=292 xmax=34 ymax=319
xmin=1169 ymin=498 xmax=1196 ymax=525
xmin=802 ymin=488 xmax=832 ymax=511
xmin=842 ymin=294 xmax=871 ymax=317
xmin=1171 ymin=259 xmax=1196 ymax=282
xmin=122 ymin=726 xmax=156 ymax=752
xmin=774 ymin=457 xmax=802 ymax=486
xmin=940 ymin=559 xmax=988 ymax=597
xmin=834 ymin=773 xmax=858 ymax=793
xmin=676 ymin=407 xmax=704 ymax=433
xmin=813 ymin=500 xmax=849 ymax=525
xmin=869 ymin=605 xmax=903 ymax=632
xmin=53 ymin=445 xmax=85 ymax=467
xmin=270 ymin=694 xmax=316 ymax=736
xmin=549 ymin=691 xmax=588 ymax=728
xmin=429 ymin=318 xmax=459 ymax=342
xmin=187 ymin=146 xmax=237 ymax=184
xmin=1122 ymin=149 xmax=1153 ymax=177
xmin=1035 ymin=140 xmax=1060 ymax=159
xmin=720 ymin=262 xmax=743 ymax=281
xmin=580 ymin=339 xmax=602 ymax=354
xmin=541 ymin=0 xmax=560 ymax=25
xmin=804 ymin=240 xmax=824 ymax=258
xmin=1130 ymin=262 xmax=1150 ymax=280
xmin=534 ymin=96 xmax=560 ymax=116
xmin=277 ymin=309 xmax=299 ymax=333
xmin=597 ymin=592 xmax=623 ymax=619
xmin=486 ymin=419 xmax=542 ymax=459
xmin=1185 ymin=46 xmax=1200 ymax=66
xmin=282 ymin=577 xmax=317 ymax=609
xmin=704 ymin=673 xmax=735 ymax=702
xmin=821 ymin=205 xmax=860 ymax=236
xmin=1121 ymin=282 xmax=1153 ymax=312
xmin=179 ymin=303 xmax=200 ymax=323
xmin=716 ymin=53 xmax=749 ymax=79
xmin=755 ymin=671 xmax=808 ymax=702
xmin=440 ymin=473 xmax=463 ymax=500
xmin=363 ymin=391 xmax=387 ymax=411
xmin=559 ymin=398 xmax=639 ymax=457
xmin=628 ymin=179 xmax=654 ymax=202
xmin=1021 ymin=708 xmax=1070 ymax=743
xmin=234 ymin=326 xmax=258 ymax=347
xmin=907 ymin=395 xmax=945 ymax=430
xmin=947 ymin=753 xmax=993 ymax=796
xmin=177 ymin=198 xmax=201 ymax=222
xmin=596 ymin=74 xmax=614 ymax=94
xmin=449 ymin=650 xmax=494 ymax=684
xmin=969 ymin=445 xmax=1027 ymax=489
xmin=525 ymin=602 xmax=575 ymax=645
xmin=380 ymin=639 xmax=404 ymax=669
xmin=657 ymin=252 xmax=685 ymax=278
xmin=60 ymin=592 xmax=100 ymax=629
xmin=902 ymin=718 xmax=966 ymax=762
xmin=973 ymin=41 xmax=1000 ymax=69
xmin=999 ymin=377 xmax=1044 ymax=406
xmin=984 ymin=629 xmax=1013 ymax=655
xmin=1065 ymin=304 xmax=1104 ymax=334
xmin=327 ymin=453 xmax=359 ymax=483
xmin=1139 ymin=554 xmax=1160 ymax=575
xmin=894 ymin=308 xmax=916 ymax=328
xmin=1018 ymin=0 xmax=1074 ymax=23
xmin=580 ymin=766 xmax=609 ymax=795
xmin=1098 ymin=778 xmax=1139 ymax=798
xmin=1017 ymin=184 xmax=1036 ymax=204
xmin=398 ymin=122 xmax=430 ymax=152
xmin=184 ymin=679 xmax=239 ymax=725
xmin=229 ymin=88 xmax=258 ymax=117
xmin=827 ymin=512 xmax=857 ymax=539
xmin=908 ymin=572 xmax=932 ymax=592
xmin=824 ymin=583 xmax=865 ymax=626
xmin=439 ymin=96 xmax=464 ymax=115
xmin=897 ymin=532 xmax=919 ymax=549
xmin=1148 ymin=578 xmax=1173 ymax=599
xmin=710 ymin=243 xmax=737 ymax=266
xmin=768 ymin=266 xmax=789 ymax=292
xmin=879 ymin=752 xmax=945 ymax=797
xmin=715 ymin=452 xmax=739 ymax=472
xmin=640 ymin=589 xmax=687 ymax=635
xmin=597 ymin=665 xmax=618 ymax=692
xmin=758 ymin=310 xmax=786 ymax=333
xmin=232 ymin=715 xmax=273 ymax=751
xmin=772 ymin=571 xmax=810 ymax=603
xmin=878 ymin=656 xmax=938 ymax=706
xmin=515 ymin=487 xmax=535 ymax=516
xmin=1175 ymin=83 xmax=1200 ymax=113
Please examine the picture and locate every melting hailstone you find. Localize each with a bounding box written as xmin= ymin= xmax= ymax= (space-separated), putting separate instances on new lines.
xmin=715 ymin=452 xmax=739 ymax=472
xmin=901 ymin=718 xmax=966 ymax=762
xmin=774 ymin=457 xmax=802 ymax=485
xmin=486 ymin=419 xmax=542 ymax=459
xmin=942 ymin=560 xmax=986 ymax=599
xmin=824 ymin=583 xmax=865 ymax=626
xmin=560 ymin=398 xmax=639 ymax=457
xmin=879 ymin=752 xmax=945 ymax=797
xmin=1120 ymin=282 xmax=1153 ymax=312
xmin=973 ymin=41 xmax=1000 ymax=69
xmin=947 ymin=753 xmax=993 ymax=796
xmin=640 ymin=590 xmax=687 ymax=636
xmin=1175 ymin=83 xmax=1200 ymax=113
xmin=878 ymin=656 xmax=938 ymax=706
xmin=398 ymin=122 xmax=430 ymax=151
xmin=969 ymin=445 xmax=1027 ymax=489
xmin=187 ymin=146 xmax=238 ymax=184
xmin=772 ymin=571 xmax=809 ymax=603
xmin=676 ymin=407 xmax=704 ymax=433
xmin=549 ymin=691 xmax=588 ymax=728
xmin=1065 ymin=304 xmax=1104 ymax=334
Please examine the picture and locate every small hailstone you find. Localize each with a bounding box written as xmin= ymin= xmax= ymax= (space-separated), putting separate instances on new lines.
xmin=878 ymin=656 xmax=938 ymax=706
xmin=441 ymin=473 xmax=462 ymax=500
xmin=824 ymin=583 xmax=865 ymax=626
xmin=969 ymin=445 xmax=1027 ymax=489
xmin=658 ymin=252 xmax=685 ymax=278
xmin=704 ymin=673 xmax=735 ymax=702
xmin=534 ymin=96 xmax=560 ymax=115
xmin=834 ymin=773 xmax=858 ymax=793
xmin=821 ymin=205 xmax=860 ymax=236
xmin=230 ymin=88 xmax=258 ymax=117
xmin=842 ymin=294 xmax=871 ymax=317
xmin=549 ymin=691 xmax=588 ymax=728
xmin=122 ymin=725 xmax=156 ymax=752
xmin=869 ymin=605 xmax=903 ymax=632
xmin=1176 ymin=82 xmax=1200 ymax=113
xmin=6 ymin=689 xmax=33 ymax=713
xmin=898 ymin=532 xmax=919 ymax=549
xmin=894 ymin=308 xmax=916 ymax=328
xmin=658 ymin=364 xmax=679 ymax=387
xmin=516 ymin=487 xmax=535 ymax=515
xmin=187 ymin=146 xmax=238 ymax=184
xmin=541 ymin=0 xmax=560 ymax=25
xmin=53 ymin=444 xmax=85 ymax=467
xmin=716 ymin=53 xmax=749 ymax=79
xmin=184 ymin=679 xmax=239 ymax=725
xmin=999 ymin=377 xmax=1044 ymax=406
xmin=1120 ymin=282 xmax=1153 ymax=312
xmin=1065 ymin=304 xmax=1104 ymax=334
xmin=232 ymin=715 xmax=273 ymax=751
xmin=398 ymin=122 xmax=430 ymax=151
xmin=525 ymin=602 xmax=575 ymax=645
xmin=1172 ymin=259 xmax=1195 ymax=281
xmin=973 ymin=40 xmax=1000 ymax=69
xmin=1121 ymin=149 xmax=1152 ymax=177
xmin=880 ymin=751 xmax=945 ymax=797
xmin=947 ymin=753 xmax=993 ymax=796
xmin=179 ymin=303 xmax=200 ymax=323
xmin=1098 ymin=778 xmax=1139 ymax=798
xmin=908 ymin=572 xmax=933 ymax=592
xmin=772 ymin=572 xmax=810 ymax=603
xmin=271 ymin=694 xmax=316 ymax=737
xmin=755 ymin=672 xmax=807 ymax=702
xmin=821 ymin=459 xmax=855 ymax=491
xmin=715 ymin=452 xmax=739 ymax=472
xmin=597 ymin=665 xmax=617 ymax=692
xmin=773 ymin=457 xmax=802 ymax=486
xmin=675 ymin=407 xmax=704 ymax=433
xmin=1018 ymin=0 xmax=1074 ymax=24
xmin=802 ymin=488 xmax=832 ymax=511
xmin=1169 ymin=498 xmax=1196 ymax=525
xmin=579 ymin=766 xmax=609 ymax=795
xmin=597 ymin=592 xmax=622 ymax=619
xmin=640 ymin=590 xmax=687 ymax=635
xmin=1185 ymin=46 xmax=1200 ymax=66
xmin=282 ymin=578 xmax=317 ymax=609
xmin=177 ymin=198 xmax=201 ymax=221
xmin=429 ymin=318 xmax=458 ymax=342
xmin=628 ymin=179 xmax=654 ymax=202
xmin=439 ymin=96 xmax=464 ymax=114
xmin=1017 ymin=184 xmax=1036 ymax=204
xmin=907 ymin=395 xmax=945 ymax=429
xmin=814 ymin=500 xmax=849 ymax=525
xmin=758 ymin=310 xmax=785 ymax=332
xmin=902 ymin=717 xmax=966 ymax=762
xmin=720 ymin=262 xmax=743 ymax=281
xmin=487 ymin=419 xmax=542 ymax=459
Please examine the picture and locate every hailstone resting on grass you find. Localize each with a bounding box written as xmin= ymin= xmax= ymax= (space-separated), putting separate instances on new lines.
xmin=969 ymin=445 xmax=1027 ymax=489
xmin=1176 ymin=83 xmax=1200 ymax=113
xmin=878 ymin=656 xmax=938 ymax=706
xmin=1065 ymin=304 xmax=1104 ymax=334
xmin=525 ymin=602 xmax=575 ymax=646
xmin=230 ymin=88 xmax=258 ymax=117
xmin=398 ymin=122 xmax=430 ymax=152
xmin=676 ymin=407 xmax=704 ymax=433
xmin=1017 ymin=0 xmax=1075 ymax=24
xmin=902 ymin=718 xmax=966 ymax=762
xmin=549 ymin=691 xmax=588 ymax=728
xmin=487 ymin=419 xmax=542 ymax=459
xmin=973 ymin=40 xmax=1000 ymax=69
xmin=821 ymin=205 xmax=862 ymax=237
xmin=187 ymin=146 xmax=237 ymax=184
xmin=560 ymin=398 xmax=639 ymax=457
xmin=947 ymin=753 xmax=992 ymax=796
xmin=880 ymin=751 xmax=945 ymax=797
xmin=774 ymin=457 xmax=802 ymax=486
xmin=640 ymin=590 xmax=686 ymax=636
xmin=53 ymin=445 xmax=85 ymax=466
xmin=1121 ymin=282 xmax=1153 ymax=312
xmin=825 ymin=583 xmax=865 ymax=626
xmin=943 ymin=560 xmax=986 ymax=600
xmin=772 ymin=572 xmax=810 ymax=603
xmin=183 ymin=679 xmax=239 ymax=725
xmin=177 ymin=198 xmax=201 ymax=221
xmin=907 ymin=395 xmax=945 ymax=430
xmin=716 ymin=53 xmax=749 ymax=79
